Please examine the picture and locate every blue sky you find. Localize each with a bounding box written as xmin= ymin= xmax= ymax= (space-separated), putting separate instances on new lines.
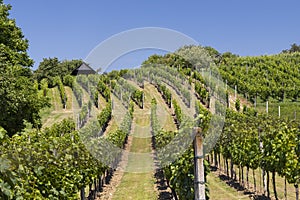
xmin=4 ymin=0 xmax=300 ymax=70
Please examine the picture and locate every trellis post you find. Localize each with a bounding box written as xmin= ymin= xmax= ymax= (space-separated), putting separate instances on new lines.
xmin=194 ymin=127 xmax=205 ymax=200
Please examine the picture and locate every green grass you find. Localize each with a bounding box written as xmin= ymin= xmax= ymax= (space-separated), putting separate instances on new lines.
xmin=226 ymin=83 xmax=300 ymax=121
xmin=40 ymin=87 xmax=74 ymax=128
xmin=112 ymin=172 xmax=157 ymax=200
xmin=104 ymin=118 xmax=119 ymax=137
xmin=239 ymin=166 xmax=296 ymax=199
xmin=64 ymin=86 xmax=73 ymax=110
xmin=42 ymin=112 xmax=73 ymax=128
xmin=130 ymin=137 xmax=152 ymax=153
xmin=134 ymin=115 xmax=150 ymax=127
xmin=143 ymin=83 xmax=177 ymax=132
xmin=216 ymin=155 xmax=297 ymax=200
xmin=52 ymin=86 xmax=63 ymax=110
xmin=98 ymin=93 xmax=108 ymax=110
xmin=256 ymin=100 xmax=300 ymax=122
xmin=39 ymin=106 xmax=53 ymax=124
xmin=112 ymin=82 xmax=157 ymax=198
xmin=208 ymin=173 xmax=250 ymax=200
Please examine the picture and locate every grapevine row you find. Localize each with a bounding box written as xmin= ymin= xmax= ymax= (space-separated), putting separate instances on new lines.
xmin=54 ymin=76 xmax=67 ymax=108
xmin=151 ymin=97 xmax=210 ymax=199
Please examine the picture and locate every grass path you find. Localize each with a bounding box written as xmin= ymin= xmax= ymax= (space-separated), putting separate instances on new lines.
xmin=208 ymin=171 xmax=251 ymax=200
xmin=64 ymin=86 xmax=73 ymax=110
xmin=98 ymin=82 xmax=174 ymax=199
xmin=112 ymin=83 xmax=157 ymax=200
xmin=143 ymin=82 xmax=177 ymax=132
xmin=41 ymin=87 xmax=73 ymax=128
xmin=214 ymin=155 xmax=297 ymax=200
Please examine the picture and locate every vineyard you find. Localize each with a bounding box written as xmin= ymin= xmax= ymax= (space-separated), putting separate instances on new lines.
xmin=1 ymin=0 xmax=300 ymax=199
xmin=1 ymin=13 xmax=300 ymax=199
xmin=1 ymin=47 xmax=299 ymax=200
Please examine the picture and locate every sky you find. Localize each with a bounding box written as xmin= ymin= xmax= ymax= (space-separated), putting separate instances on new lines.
xmin=4 ymin=0 xmax=300 ymax=71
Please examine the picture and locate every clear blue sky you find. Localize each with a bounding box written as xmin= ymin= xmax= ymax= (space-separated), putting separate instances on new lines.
xmin=4 ymin=0 xmax=300 ymax=70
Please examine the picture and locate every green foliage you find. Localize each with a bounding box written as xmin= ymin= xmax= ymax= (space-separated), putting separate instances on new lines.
xmin=175 ymin=45 xmax=212 ymax=68
xmin=90 ymin=86 xmax=99 ymax=108
xmin=113 ymin=78 xmax=143 ymax=108
xmin=219 ymin=53 xmax=300 ymax=102
xmin=0 ymin=74 xmax=49 ymax=136
xmin=72 ymin=81 xmax=83 ymax=107
xmin=0 ymin=119 xmax=105 ymax=199
xmin=195 ymin=100 xmax=212 ymax=134
xmin=107 ymin=101 xmax=133 ymax=148
xmin=0 ymin=1 xmax=33 ymax=67
xmin=204 ymin=46 xmax=221 ymax=64
xmin=151 ymin=100 xmax=210 ymax=199
xmin=63 ymin=74 xmax=74 ymax=87
xmin=79 ymin=104 xmax=88 ymax=127
xmin=0 ymin=1 xmax=48 ymax=136
xmin=53 ymin=77 xmax=67 ymax=108
xmin=157 ymin=83 xmax=172 ymax=108
xmin=128 ymin=100 xmax=134 ymax=117
xmin=34 ymin=58 xmax=82 ymax=86
xmin=154 ymin=66 xmax=191 ymax=107
xmin=97 ymin=79 xmax=111 ymax=102
xmin=172 ymin=99 xmax=182 ymax=125
xmin=40 ymin=78 xmax=49 ymax=97
xmin=195 ymin=80 xmax=209 ymax=105
xmin=0 ymin=126 xmax=8 ymax=144
xmin=150 ymin=98 xmax=161 ymax=136
xmin=235 ymin=98 xmax=241 ymax=112
xmin=97 ymin=101 xmax=112 ymax=131
xmin=132 ymin=90 xmax=144 ymax=108
xmin=216 ymin=108 xmax=300 ymax=188
xmin=282 ymin=43 xmax=300 ymax=53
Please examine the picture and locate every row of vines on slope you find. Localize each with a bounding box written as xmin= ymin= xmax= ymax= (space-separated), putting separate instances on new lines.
xmin=151 ymin=98 xmax=211 ymax=200
xmin=112 ymin=78 xmax=144 ymax=109
xmin=218 ymin=53 xmax=300 ymax=102
xmin=0 ymin=74 xmax=137 ymax=199
xmin=212 ymin=109 xmax=300 ymax=200
xmin=0 ymin=119 xmax=106 ymax=200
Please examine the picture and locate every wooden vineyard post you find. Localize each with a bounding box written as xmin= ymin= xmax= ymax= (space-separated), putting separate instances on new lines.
xmin=142 ymin=92 xmax=144 ymax=109
xmin=194 ymin=127 xmax=205 ymax=200
xmin=259 ymin=127 xmax=267 ymax=196
xmin=234 ymin=85 xmax=237 ymax=100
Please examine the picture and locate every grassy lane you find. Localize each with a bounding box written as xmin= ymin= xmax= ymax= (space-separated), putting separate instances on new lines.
xmin=211 ymin=157 xmax=296 ymax=199
xmin=208 ymin=172 xmax=250 ymax=200
xmin=112 ymin=83 xmax=158 ymax=200
xmin=215 ymin=155 xmax=296 ymax=200
xmin=112 ymin=172 xmax=157 ymax=200
xmin=41 ymin=87 xmax=73 ymax=128
xmin=64 ymin=86 xmax=73 ymax=110
xmin=52 ymin=86 xmax=63 ymax=111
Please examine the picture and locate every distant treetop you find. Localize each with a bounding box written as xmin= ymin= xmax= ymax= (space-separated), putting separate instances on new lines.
xmin=282 ymin=43 xmax=300 ymax=53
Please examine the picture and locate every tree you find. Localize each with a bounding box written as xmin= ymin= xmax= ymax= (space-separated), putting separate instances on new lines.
xmin=204 ymin=46 xmax=222 ymax=64
xmin=175 ymin=45 xmax=213 ymax=70
xmin=282 ymin=43 xmax=300 ymax=53
xmin=0 ymin=1 xmax=33 ymax=68
xmin=0 ymin=1 xmax=48 ymax=136
xmin=0 ymin=66 xmax=49 ymax=136
xmin=34 ymin=58 xmax=82 ymax=86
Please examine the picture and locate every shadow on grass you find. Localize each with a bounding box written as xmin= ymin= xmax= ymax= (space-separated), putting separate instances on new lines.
xmin=154 ymin=169 xmax=173 ymax=200
xmin=219 ymin=174 xmax=245 ymax=192
xmin=210 ymin=166 xmax=267 ymax=199
xmin=252 ymin=195 xmax=271 ymax=200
